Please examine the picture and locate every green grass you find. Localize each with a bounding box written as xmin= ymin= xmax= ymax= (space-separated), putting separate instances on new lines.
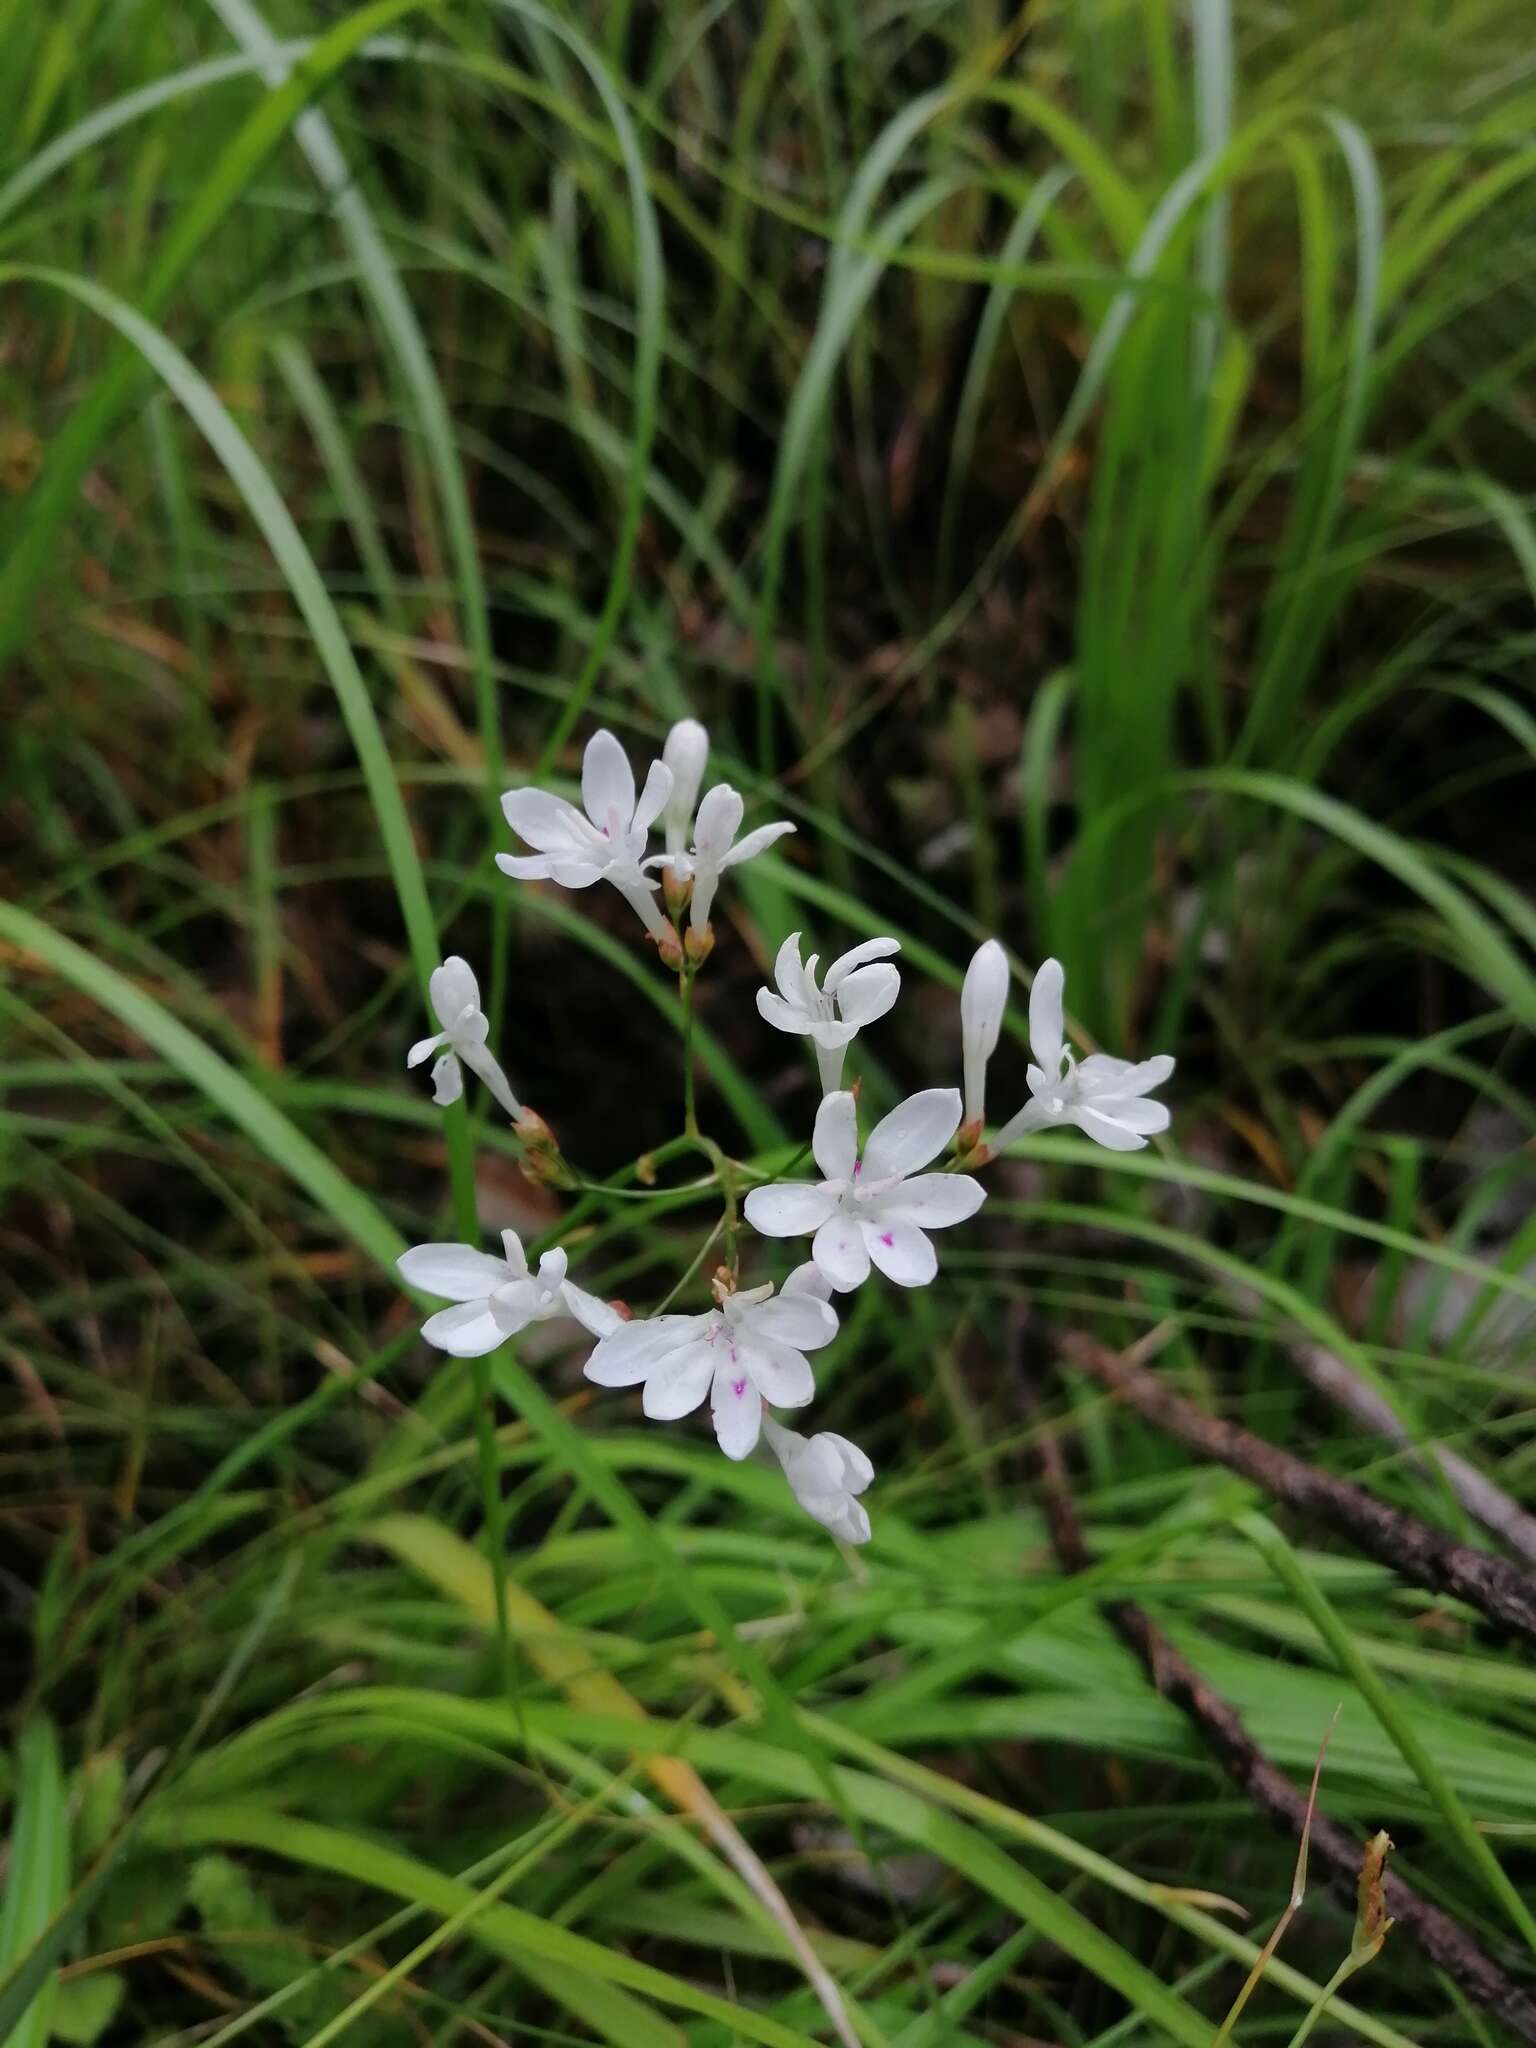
xmin=3 ymin=1 xmax=1536 ymax=2044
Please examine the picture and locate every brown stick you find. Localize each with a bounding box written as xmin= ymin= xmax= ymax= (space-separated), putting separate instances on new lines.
xmin=1217 ymin=1281 xmax=1536 ymax=1568
xmin=1058 ymin=1330 xmax=1536 ymax=1646
xmin=1016 ymin=1332 xmax=1536 ymax=2043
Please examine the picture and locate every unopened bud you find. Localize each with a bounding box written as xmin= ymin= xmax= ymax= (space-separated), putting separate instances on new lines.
xmin=514 ymin=1107 xmax=556 ymax=1148
xmin=662 ymin=861 xmax=693 ymax=920
xmin=710 ymin=1264 xmax=736 ymax=1304
xmin=514 ymin=1106 xmax=578 ymax=1189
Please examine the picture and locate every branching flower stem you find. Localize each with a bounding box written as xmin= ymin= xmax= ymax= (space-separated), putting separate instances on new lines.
xmin=444 ymin=1097 xmax=518 ymax=1715
xmin=679 ymin=957 xmax=740 ymax=1274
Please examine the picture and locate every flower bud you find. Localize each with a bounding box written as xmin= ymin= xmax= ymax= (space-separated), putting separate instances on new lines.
xmin=662 ymin=718 xmax=709 ymax=854
xmin=960 ymin=939 xmax=1009 ymax=1126
xmin=514 ymin=1107 xmax=578 ymax=1189
xmin=661 ymin=860 xmax=693 ymax=921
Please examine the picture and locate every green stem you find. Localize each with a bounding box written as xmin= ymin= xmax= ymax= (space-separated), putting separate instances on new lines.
xmin=446 ymin=1098 xmax=517 ymax=1715
xmin=679 ymin=960 xmax=740 ymax=1273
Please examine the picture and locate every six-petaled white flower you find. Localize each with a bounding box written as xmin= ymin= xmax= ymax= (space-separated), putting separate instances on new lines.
xmin=743 ymin=1088 xmax=985 ymax=1292
xmin=756 ymin=931 xmax=901 ymax=1094
xmin=499 ymin=728 xmax=673 ymax=942
xmin=399 ymin=1231 xmax=618 ymax=1357
xmin=991 ymin=958 xmax=1174 ymax=1153
xmin=763 ymin=1416 xmax=874 ymax=1545
xmin=583 ymin=1281 xmax=836 ymax=1458
xmin=960 ymin=939 xmax=1009 ymax=1132
xmin=407 ymin=956 xmax=523 ymax=1119
xmin=664 ymin=784 xmax=795 ymax=932
xmin=661 ymin=718 xmax=710 ymax=856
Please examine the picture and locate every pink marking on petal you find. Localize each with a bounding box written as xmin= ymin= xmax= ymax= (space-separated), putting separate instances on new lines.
xmin=852 ymin=1159 xmax=862 ymax=1178
xmin=731 ymin=1377 xmax=746 ymax=1398
xmin=880 ymin=1231 xmax=894 ymax=1246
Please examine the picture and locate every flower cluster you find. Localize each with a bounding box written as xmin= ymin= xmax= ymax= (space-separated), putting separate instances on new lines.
xmin=396 ymin=721 xmax=1174 ymax=1547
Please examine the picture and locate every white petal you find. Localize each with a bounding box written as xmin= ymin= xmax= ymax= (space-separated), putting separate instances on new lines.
xmin=773 ymin=931 xmax=809 ymax=1008
xmin=812 ymin=1214 xmax=870 ymax=1291
xmin=821 ymin=1432 xmax=874 ymax=1492
xmin=419 ymin=1302 xmax=505 ymax=1355
xmin=642 ymin=1339 xmax=716 ymax=1419
xmin=1071 ymin=1105 xmax=1151 ymax=1151
xmin=720 ymin=820 xmax=794 ymax=868
xmin=1075 ymin=1053 xmax=1176 ymax=1100
xmin=632 ymin=757 xmax=674 ymax=836
xmin=693 ymin=782 xmax=744 ymax=856
xmin=562 ymin=1282 xmax=622 ymax=1337
xmin=822 ymin=936 xmax=901 ymax=991
xmin=740 ymin=1292 xmax=838 ymax=1351
xmin=499 ymin=1229 xmax=528 ymax=1280
xmin=1088 ymin=1096 xmax=1170 ymax=1136
xmin=582 ymin=728 xmax=636 ymax=830
xmin=742 ymin=1338 xmax=815 ymax=1408
xmin=871 ymin=1173 xmax=986 ymax=1228
xmin=496 ymin=852 xmax=560 ymax=881
xmin=862 ymin=1218 xmax=938 ymax=1288
xmin=501 ymin=787 xmax=591 ymax=854
xmin=806 ymin=1018 xmax=860 ymax=1049
xmin=788 ymin=1436 xmax=847 ymax=1496
xmin=407 ymin=1031 xmax=446 ymax=1068
xmin=488 ymin=1281 xmax=538 ymax=1335
xmin=584 ymin=1315 xmax=699 ymax=1387
xmin=535 ymin=1247 xmax=569 ymax=1292
xmin=1029 ymin=958 xmax=1065 ymax=1075
xmin=812 ymin=1091 xmax=859 ymax=1180
xmin=990 ymin=1096 xmax=1055 ymax=1149
xmin=710 ymin=1367 xmax=763 ymax=1459
xmin=742 ymin=1182 xmax=838 ymax=1237
xmin=429 ymin=956 xmax=479 ymax=1027
xmin=398 ymin=1243 xmax=509 ymax=1301
xmin=458 ymin=1040 xmax=524 ymax=1119
xmin=547 ymin=859 xmax=605 ymax=888
xmin=833 ymin=962 xmax=899 ymax=1029
xmin=756 ymin=988 xmax=816 ymax=1036
xmin=831 ymin=1498 xmax=872 ymax=1544
xmin=862 ymin=1087 xmax=961 ymax=1180
xmin=430 ymin=1052 xmax=463 ymax=1106
xmin=781 ymin=1261 xmax=834 ymax=1301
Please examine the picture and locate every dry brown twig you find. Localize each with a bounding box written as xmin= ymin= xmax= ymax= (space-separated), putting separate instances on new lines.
xmin=1057 ymin=1328 xmax=1536 ymax=1645
xmin=1014 ymin=1313 xmax=1536 ymax=2043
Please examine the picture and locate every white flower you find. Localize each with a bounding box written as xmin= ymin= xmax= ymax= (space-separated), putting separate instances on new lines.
xmin=661 ymin=718 xmax=709 ymax=856
xmin=743 ymin=1088 xmax=985 ymax=1292
xmin=498 ymin=729 xmax=673 ymax=942
xmin=991 ymin=958 xmax=1174 ymax=1153
xmin=399 ymin=1231 xmax=619 ymax=1356
xmin=960 ymin=939 xmax=1009 ymax=1129
xmin=782 ymin=1260 xmax=834 ymax=1301
xmin=763 ymin=1417 xmax=873 ymax=1545
xmin=406 ymin=956 xmax=523 ymax=1119
xmin=662 ymin=784 xmax=795 ymax=931
xmin=755 ymin=932 xmax=901 ymax=1094
xmin=583 ymin=1281 xmax=836 ymax=1459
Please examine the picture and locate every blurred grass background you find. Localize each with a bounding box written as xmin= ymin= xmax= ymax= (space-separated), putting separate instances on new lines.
xmin=2 ymin=0 xmax=1536 ymax=2042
